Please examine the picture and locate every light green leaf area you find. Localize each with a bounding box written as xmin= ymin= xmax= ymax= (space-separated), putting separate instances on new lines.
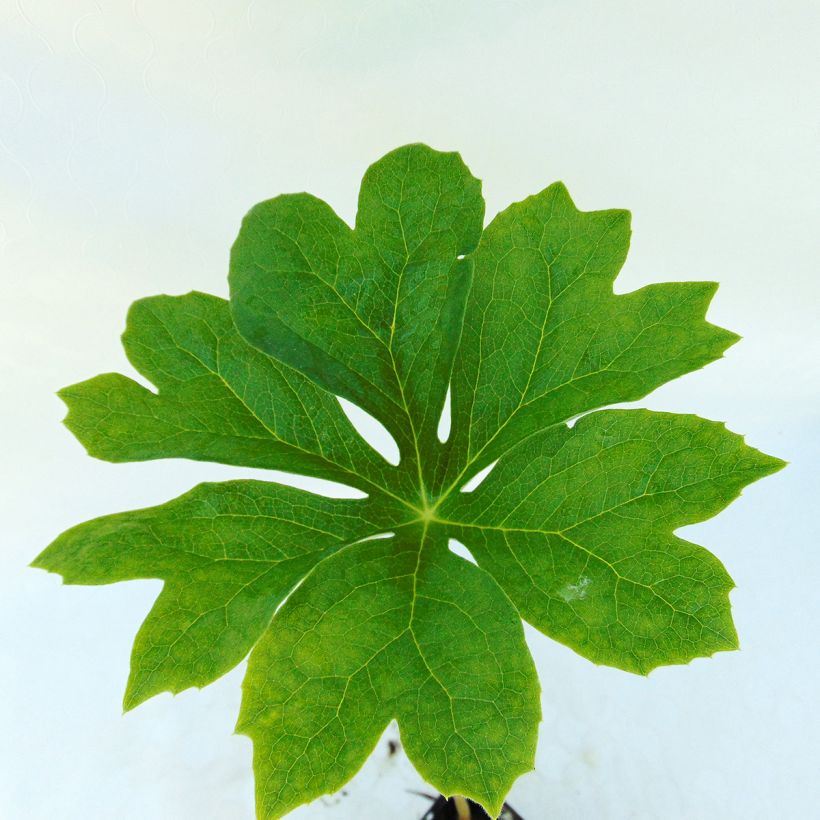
xmin=238 ymin=527 xmax=539 ymax=819
xmin=435 ymin=182 xmax=740 ymax=494
xmin=440 ymin=410 xmax=784 ymax=673
xmin=33 ymin=481 xmax=402 ymax=710
xmin=35 ymin=144 xmax=784 ymax=819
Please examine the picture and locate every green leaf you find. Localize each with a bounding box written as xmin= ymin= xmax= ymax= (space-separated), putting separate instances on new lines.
xmin=434 ymin=183 xmax=740 ymax=493
xmin=439 ymin=410 xmax=784 ymax=673
xmin=229 ymin=143 xmax=484 ymax=471
xmin=59 ymin=291 xmax=409 ymax=499
xmin=33 ymin=481 xmax=402 ymax=709
xmin=237 ymin=527 xmax=539 ymax=819
xmin=35 ymin=144 xmax=784 ymax=818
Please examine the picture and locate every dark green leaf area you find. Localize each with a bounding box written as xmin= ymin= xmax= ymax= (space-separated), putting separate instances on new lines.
xmin=59 ymin=291 xmax=405 ymax=497
xmin=441 ymin=410 xmax=785 ymax=673
xmin=229 ymin=143 xmax=484 ymax=462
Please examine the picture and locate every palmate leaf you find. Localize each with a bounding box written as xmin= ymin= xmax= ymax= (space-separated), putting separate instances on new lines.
xmin=34 ymin=144 xmax=784 ymax=819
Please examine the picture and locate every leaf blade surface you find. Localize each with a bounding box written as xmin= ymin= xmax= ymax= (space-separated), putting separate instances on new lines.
xmin=438 ymin=184 xmax=739 ymax=493
xmin=229 ymin=144 xmax=484 ymax=468
xmin=36 ymin=144 xmax=785 ymax=819
xmin=35 ymin=480 xmax=402 ymax=708
xmin=59 ymin=291 xmax=405 ymax=499
xmin=441 ymin=409 xmax=784 ymax=672
xmin=237 ymin=527 xmax=540 ymax=819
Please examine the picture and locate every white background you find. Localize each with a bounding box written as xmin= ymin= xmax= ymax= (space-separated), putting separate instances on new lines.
xmin=2 ymin=2 xmax=818 ymax=818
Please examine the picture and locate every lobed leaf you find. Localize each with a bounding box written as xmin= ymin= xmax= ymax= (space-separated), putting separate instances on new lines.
xmin=229 ymin=143 xmax=484 ymax=472
xmin=435 ymin=183 xmax=740 ymax=494
xmin=59 ymin=291 xmax=406 ymax=498
xmin=237 ymin=527 xmax=540 ymax=819
xmin=35 ymin=143 xmax=784 ymax=819
xmin=34 ymin=481 xmax=404 ymax=709
xmin=440 ymin=410 xmax=784 ymax=673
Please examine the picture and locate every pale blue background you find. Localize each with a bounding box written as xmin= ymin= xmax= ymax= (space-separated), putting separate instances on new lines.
xmin=1 ymin=2 xmax=818 ymax=818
